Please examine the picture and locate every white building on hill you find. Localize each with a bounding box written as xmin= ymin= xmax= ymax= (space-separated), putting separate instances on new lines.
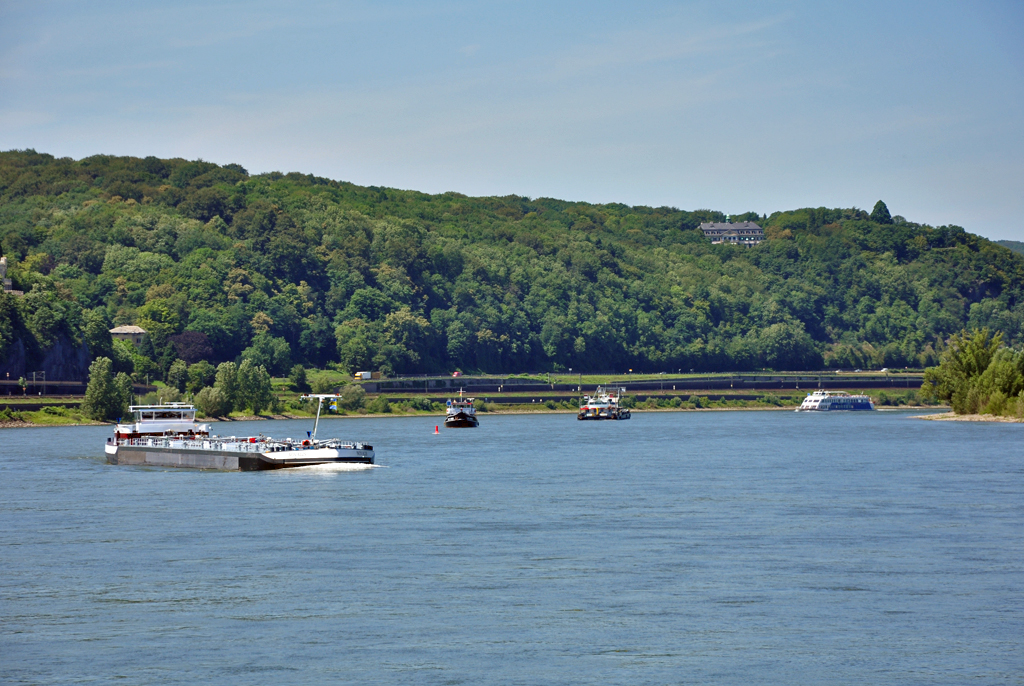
xmin=700 ymin=221 xmax=764 ymax=246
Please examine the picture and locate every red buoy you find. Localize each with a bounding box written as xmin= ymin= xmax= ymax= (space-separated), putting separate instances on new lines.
xmin=434 ymin=425 xmax=439 ymax=434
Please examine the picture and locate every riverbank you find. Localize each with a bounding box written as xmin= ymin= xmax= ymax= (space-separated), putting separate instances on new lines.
xmin=912 ymin=412 xmax=1024 ymax=423
xmin=1 ymin=403 xmax=948 ymax=427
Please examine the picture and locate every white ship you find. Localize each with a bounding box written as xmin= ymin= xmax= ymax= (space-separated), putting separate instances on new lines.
xmin=105 ymin=397 xmax=373 ymax=470
xmin=795 ymin=390 xmax=875 ymax=412
xmin=578 ymin=386 xmax=631 ymax=420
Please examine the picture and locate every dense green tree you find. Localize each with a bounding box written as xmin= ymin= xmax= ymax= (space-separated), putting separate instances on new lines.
xmin=972 ymin=347 xmax=1024 ymax=414
xmin=167 ymin=359 xmax=188 ymax=392
xmin=0 ymin=292 xmax=18 ymax=361
xmin=240 ymin=332 xmax=291 ymax=375
xmin=113 ymin=372 xmax=133 ymax=419
xmin=110 ymin=338 xmax=137 ymax=376
xmin=82 ymin=357 xmax=119 ymax=420
xmin=169 ymin=331 xmax=214 ymax=364
xmin=186 ymin=360 xmax=216 ymax=394
xmin=922 ymin=329 xmax=1004 ymax=413
xmin=214 ymin=361 xmax=239 ymax=410
xmin=870 ymin=200 xmax=893 ymax=225
xmin=338 ymin=383 xmax=366 ymax=410
xmin=237 ymin=359 xmax=273 ymax=415
xmin=137 ymin=335 xmax=157 ymax=364
xmin=82 ymin=310 xmax=113 ymax=361
xmin=298 ymin=315 xmax=335 ymax=367
xmin=288 ymin=364 xmax=310 ymax=392
xmin=194 ymin=385 xmax=231 ymax=417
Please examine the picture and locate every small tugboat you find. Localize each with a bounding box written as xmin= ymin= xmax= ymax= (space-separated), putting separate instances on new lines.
xmin=795 ymin=389 xmax=875 ymax=412
xmin=444 ymin=390 xmax=479 ymax=428
xmin=104 ymin=396 xmax=373 ymax=470
xmin=577 ymin=386 xmax=631 ymax=420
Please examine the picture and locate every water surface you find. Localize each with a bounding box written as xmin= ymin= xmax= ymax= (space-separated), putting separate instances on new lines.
xmin=1 ymin=410 xmax=1022 ymax=684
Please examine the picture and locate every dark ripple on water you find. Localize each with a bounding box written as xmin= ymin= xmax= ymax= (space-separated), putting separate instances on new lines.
xmin=1 ymin=411 xmax=1022 ymax=684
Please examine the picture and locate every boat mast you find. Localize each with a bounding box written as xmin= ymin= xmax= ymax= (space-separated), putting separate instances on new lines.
xmin=300 ymin=394 xmax=332 ymax=442
xmin=312 ymin=396 xmax=323 ymax=441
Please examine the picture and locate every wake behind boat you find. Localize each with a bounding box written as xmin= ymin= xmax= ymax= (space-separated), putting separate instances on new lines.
xmin=105 ymin=397 xmax=373 ymax=470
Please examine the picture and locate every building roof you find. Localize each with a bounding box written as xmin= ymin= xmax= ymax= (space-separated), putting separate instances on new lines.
xmin=110 ymin=325 xmax=148 ymax=334
xmin=699 ymin=221 xmax=763 ymax=233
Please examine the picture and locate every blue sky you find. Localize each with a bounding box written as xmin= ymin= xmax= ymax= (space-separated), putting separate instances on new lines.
xmin=2 ymin=0 xmax=1022 ymax=239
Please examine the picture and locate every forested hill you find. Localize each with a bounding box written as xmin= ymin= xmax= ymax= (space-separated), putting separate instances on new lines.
xmin=1 ymin=149 xmax=1023 ymax=381
xmin=997 ymin=240 xmax=1024 ymax=256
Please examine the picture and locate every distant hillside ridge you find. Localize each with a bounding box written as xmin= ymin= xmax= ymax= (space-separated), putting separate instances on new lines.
xmin=2 ymin=149 xmax=1023 ymax=380
xmin=996 ymin=240 xmax=1024 ymax=255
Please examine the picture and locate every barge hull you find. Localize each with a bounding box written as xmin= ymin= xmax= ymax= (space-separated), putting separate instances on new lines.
xmin=108 ymin=446 xmax=373 ymax=471
xmin=108 ymin=446 xmax=241 ymax=470
xmin=444 ymin=414 xmax=479 ymax=428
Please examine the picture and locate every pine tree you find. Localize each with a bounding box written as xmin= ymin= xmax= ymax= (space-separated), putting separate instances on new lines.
xmin=870 ymin=200 xmax=893 ymax=225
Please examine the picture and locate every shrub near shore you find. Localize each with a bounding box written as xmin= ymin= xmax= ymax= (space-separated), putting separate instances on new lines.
xmin=923 ymin=328 xmax=1024 ymax=417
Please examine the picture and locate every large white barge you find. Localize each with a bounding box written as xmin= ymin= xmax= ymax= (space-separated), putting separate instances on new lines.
xmin=795 ymin=390 xmax=875 ymax=412
xmin=105 ymin=397 xmax=373 ymax=470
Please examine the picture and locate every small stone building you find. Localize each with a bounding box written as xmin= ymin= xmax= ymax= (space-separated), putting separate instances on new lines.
xmin=700 ymin=221 xmax=765 ymax=246
xmin=110 ymin=325 xmax=147 ymax=346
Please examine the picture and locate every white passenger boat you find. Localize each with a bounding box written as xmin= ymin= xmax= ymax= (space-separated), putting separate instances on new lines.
xmin=105 ymin=397 xmax=373 ymax=470
xmin=795 ymin=389 xmax=875 ymax=412
xmin=577 ymin=386 xmax=631 ymax=420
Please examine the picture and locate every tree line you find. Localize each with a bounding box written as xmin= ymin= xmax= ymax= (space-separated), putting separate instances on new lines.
xmin=81 ymin=356 xmax=276 ymax=420
xmin=3 ymin=149 xmax=1024 ymax=391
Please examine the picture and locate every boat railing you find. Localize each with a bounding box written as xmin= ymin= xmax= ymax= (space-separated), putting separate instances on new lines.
xmin=116 ymin=437 xmax=267 ymax=452
xmin=114 ymin=436 xmax=368 ymax=452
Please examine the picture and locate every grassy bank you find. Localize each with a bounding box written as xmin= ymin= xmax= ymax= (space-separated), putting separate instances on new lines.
xmin=0 ymin=405 xmax=103 ymax=427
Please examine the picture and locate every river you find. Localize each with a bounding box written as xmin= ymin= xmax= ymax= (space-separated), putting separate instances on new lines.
xmin=1 ymin=410 xmax=1021 ymax=684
